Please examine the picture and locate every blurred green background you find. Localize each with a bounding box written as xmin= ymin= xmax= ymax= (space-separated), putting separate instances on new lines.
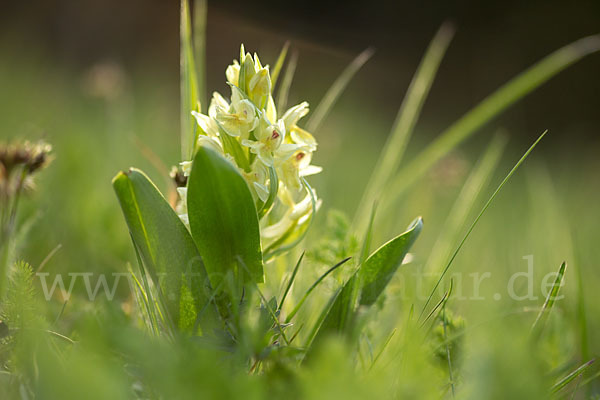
xmin=1 ymin=1 xmax=599 ymax=393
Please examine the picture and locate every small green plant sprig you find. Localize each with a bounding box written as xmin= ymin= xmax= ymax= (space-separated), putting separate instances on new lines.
xmin=0 ymin=140 xmax=52 ymax=297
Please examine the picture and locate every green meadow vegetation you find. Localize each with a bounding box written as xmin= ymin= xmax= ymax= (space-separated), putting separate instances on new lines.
xmin=1 ymin=1 xmax=600 ymax=398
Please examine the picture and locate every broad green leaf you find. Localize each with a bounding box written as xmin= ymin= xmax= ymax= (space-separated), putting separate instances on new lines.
xmin=359 ymin=217 xmax=423 ymax=306
xmin=112 ymin=169 xmax=213 ymax=332
xmin=307 ymin=218 xmax=423 ymax=354
xmin=187 ymin=146 xmax=264 ymax=291
xmin=318 ymin=273 xmax=359 ymax=335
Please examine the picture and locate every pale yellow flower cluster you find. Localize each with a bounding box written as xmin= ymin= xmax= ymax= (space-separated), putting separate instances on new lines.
xmin=178 ymin=45 xmax=321 ymax=247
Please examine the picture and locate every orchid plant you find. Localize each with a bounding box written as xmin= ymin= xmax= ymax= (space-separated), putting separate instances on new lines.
xmin=110 ymin=0 xmax=599 ymax=381
xmin=177 ymin=45 xmax=322 ymax=256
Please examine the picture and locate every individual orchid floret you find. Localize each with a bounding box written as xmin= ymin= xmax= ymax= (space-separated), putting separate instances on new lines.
xmin=281 ymin=102 xmax=309 ymax=131
xmin=226 ymin=60 xmax=240 ymax=86
xmin=191 ymin=92 xmax=230 ymax=137
xmin=247 ymin=66 xmax=271 ymax=109
xmin=277 ymin=150 xmax=322 ymax=193
xmin=215 ymin=93 xmax=258 ymax=138
xmin=242 ymin=159 xmax=270 ymax=203
xmin=242 ymin=113 xmax=300 ymax=166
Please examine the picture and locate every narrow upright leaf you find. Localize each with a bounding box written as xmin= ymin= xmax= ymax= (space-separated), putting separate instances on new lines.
xmin=180 ymin=0 xmax=200 ymax=160
xmin=531 ymin=261 xmax=567 ymax=333
xmin=271 ymin=41 xmax=290 ymax=89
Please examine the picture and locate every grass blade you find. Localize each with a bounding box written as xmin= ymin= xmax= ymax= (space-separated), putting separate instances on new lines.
xmin=359 ymin=201 xmax=378 ymax=265
xmin=180 ymin=0 xmax=199 ymax=160
xmin=551 ymin=359 xmax=596 ymax=394
xmin=424 ymin=133 xmax=507 ymax=273
xmin=354 ymin=22 xmax=455 ymax=230
xmin=306 ymin=47 xmax=374 ymax=132
xmin=419 ymin=130 xmax=548 ymax=321
xmin=278 ymin=251 xmax=304 ymax=313
xmin=386 ymin=35 xmax=600 ymax=205
xmin=193 ymin=0 xmax=207 ymax=110
xmin=284 ymin=257 xmax=351 ymax=324
xmin=441 ymin=304 xmax=455 ymax=398
xmin=368 ymin=328 xmax=397 ymax=372
xmin=420 ymin=279 xmax=453 ymax=328
xmin=531 ymin=261 xmax=567 ymax=333
xmin=276 ymin=50 xmax=298 ymax=113
xmin=271 ymin=41 xmax=290 ymax=89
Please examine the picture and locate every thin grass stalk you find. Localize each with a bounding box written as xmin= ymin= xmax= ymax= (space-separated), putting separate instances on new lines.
xmin=386 ymin=35 xmax=600 ymax=209
xmin=419 ymin=130 xmax=547 ymax=320
xmin=306 ymin=47 xmax=374 ymax=132
xmin=424 ymin=133 xmax=507 ymax=273
xmin=276 ymin=50 xmax=298 ymax=113
xmin=354 ymin=23 xmax=455 ymax=231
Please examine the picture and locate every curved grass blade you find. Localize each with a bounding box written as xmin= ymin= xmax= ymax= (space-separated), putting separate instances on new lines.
xmin=424 ymin=133 xmax=507 ymax=273
xmin=278 ymin=251 xmax=305 ymax=313
xmin=354 ymin=22 xmax=455 ymax=230
xmin=358 ymin=217 xmax=423 ymax=306
xmin=276 ymin=50 xmax=298 ymax=113
xmin=421 ymin=279 xmax=453 ymax=328
xmin=193 ymin=0 xmax=207 ymax=109
xmin=368 ymin=328 xmax=397 ymax=372
xmin=531 ymin=261 xmax=567 ymax=334
xmin=307 ymin=47 xmax=375 ymax=132
xmin=113 ymin=168 xmax=213 ymax=332
xmin=284 ymin=257 xmax=351 ymax=324
xmin=271 ymin=41 xmax=290 ymax=89
xmin=551 ymin=359 xmax=596 ymax=394
xmin=359 ymin=201 xmax=378 ymax=265
xmin=187 ymin=146 xmax=264 ymax=289
xmin=418 ymin=131 xmax=548 ymax=321
xmin=387 ymin=34 xmax=600 ymax=205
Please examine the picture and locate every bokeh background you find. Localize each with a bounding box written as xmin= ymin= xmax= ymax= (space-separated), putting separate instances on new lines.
xmin=1 ymin=0 xmax=599 ymax=373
